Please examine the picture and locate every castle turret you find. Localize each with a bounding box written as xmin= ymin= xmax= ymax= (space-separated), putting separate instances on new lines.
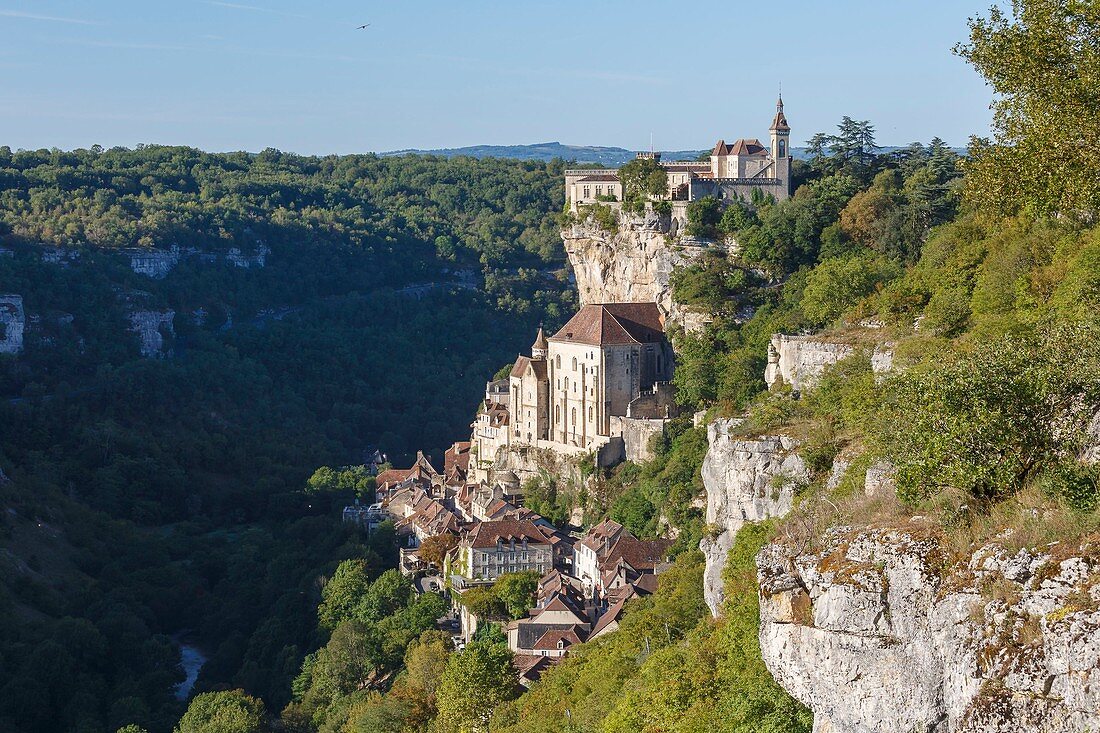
xmin=531 ymin=327 xmax=548 ymax=361
xmin=769 ymin=95 xmax=792 ymax=196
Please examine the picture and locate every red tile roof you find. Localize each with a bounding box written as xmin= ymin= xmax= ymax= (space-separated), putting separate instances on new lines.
xmin=510 ymin=355 xmax=547 ymax=380
xmin=532 ymin=628 xmax=584 ymax=651
xmin=550 ymin=303 xmax=665 ymax=347
xmin=711 ymin=138 xmax=768 ymax=156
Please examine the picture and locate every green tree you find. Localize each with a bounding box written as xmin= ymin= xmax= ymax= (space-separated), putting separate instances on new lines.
xmin=318 ymin=560 xmax=372 ymax=630
xmin=435 ymin=641 xmax=517 ymax=733
xmin=619 ymin=156 xmax=667 ymax=214
xmin=686 ymin=196 xmax=722 ymax=239
xmin=175 ymin=691 xmax=266 ymax=733
xmin=955 ymin=0 xmax=1100 ymax=218
xmin=492 ymin=572 xmax=540 ymax=620
xmin=419 ymin=534 xmax=459 ymax=568
xmin=355 ymin=569 xmax=414 ymax=623
xmin=799 ymin=255 xmax=901 ymax=326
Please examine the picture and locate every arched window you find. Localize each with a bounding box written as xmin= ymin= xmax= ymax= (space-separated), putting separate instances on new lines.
xmin=571 ymin=407 xmax=577 ymax=426
xmin=556 ymin=355 xmax=561 ymax=369
xmin=554 ymin=404 xmax=560 ymax=422
xmin=572 ymin=356 xmax=578 ymax=371
xmin=778 ymin=139 xmax=786 ymax=157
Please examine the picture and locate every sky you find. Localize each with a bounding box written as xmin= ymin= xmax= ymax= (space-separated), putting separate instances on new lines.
xmin=0 ymin=1 xmax=1000 ymax=155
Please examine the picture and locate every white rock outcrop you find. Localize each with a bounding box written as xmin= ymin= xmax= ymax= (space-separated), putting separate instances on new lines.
xmin=129 ymin=310 xmax=175 ymax=357
xmin=562 ymin=214 xmax=713 ymax=332
xmin=764 ymin=334 xmax=895 ymax=393
xmin=0 ymin=295 xmax=26 ymax=355
xmin=758 ymin=527 xmax=1100 ymax=733
xmin=700 ymin=418 xmax=809 ymax=615
xmin=128 ymin=247 xmax=181 ymax=278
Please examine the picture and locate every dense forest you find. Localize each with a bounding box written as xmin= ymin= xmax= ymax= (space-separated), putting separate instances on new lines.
xmin=0 ymin=151 xmax=574 ymax=733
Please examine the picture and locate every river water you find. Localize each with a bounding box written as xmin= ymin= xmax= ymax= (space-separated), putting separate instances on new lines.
xmin=174 ymin=640 xmax=209 ymax=701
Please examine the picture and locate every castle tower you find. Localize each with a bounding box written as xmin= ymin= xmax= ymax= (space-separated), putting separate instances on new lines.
xmin=769 ymin=95 xmax=792 ymax=196
xmin=531 ymin=327 xmax=548 ymax=361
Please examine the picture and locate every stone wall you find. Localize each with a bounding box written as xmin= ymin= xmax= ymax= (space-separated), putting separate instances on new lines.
xmin=609 ymin=416 xmax=667 ymax=463
xmin=758 ymin=527 xmax=1100 ymax=733
xmin=0 ymin=295 xmax=26 ymax=355
xmin=699 ymin=418 xmax=810 ymax=615
xmin=129 ymin=310 xmax=175 ymax=357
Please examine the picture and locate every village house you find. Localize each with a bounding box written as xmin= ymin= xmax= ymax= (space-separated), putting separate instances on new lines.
xmin=573 ymin=518 xmax=630 ymax=593
xmin=455 ymin=518 xmax=556 ymax=582
xmin=565 ymin=97 xmax=792 ymax=208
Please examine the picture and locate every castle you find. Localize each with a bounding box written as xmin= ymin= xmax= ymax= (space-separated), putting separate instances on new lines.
xmin=565 ymin=97 xmax=792 ymax=208
xmin=473 ymin=302 xmax=677 ymax=478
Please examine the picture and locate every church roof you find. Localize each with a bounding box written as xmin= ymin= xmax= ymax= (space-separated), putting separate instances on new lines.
xmin=532 ymin=327 xmax=548 ymax=352
xmin=770 ymin=96 xmax=790 ymax=132
xmin=511 ymin=355 xmax=548 ymax=380
xmin=713 ymin=138 xmax=768 ymax=157
xmin=549 ymin=303 xmax=665 ymax=347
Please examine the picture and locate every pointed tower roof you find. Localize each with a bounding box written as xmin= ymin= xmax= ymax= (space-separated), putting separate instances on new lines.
xmin=770 ymin=95 xmax=790 ymax=133
xmin=532 ymin=327 xmax=548 ymax=352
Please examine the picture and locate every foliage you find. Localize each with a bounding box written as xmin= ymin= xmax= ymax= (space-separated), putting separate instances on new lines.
xmin=955 ymin=0 xmax=1100 ymax=218
xmin=175 ymin=691 xmax=266 ymax=733
xmin=880 ymin=320 xmax=1100 ymax=503
xmin=436 ymin=640 xmax=517 ymax=733
xmin=799 ymin=254 xmax=901 ymax=327
xmin=419 ymin=534 xmax=459 ymax=568
xmin=492 ymin=572 xmax=541 ymax=620
xmin=306 ymin=466 xmax=374 ymax=499
xmin=685 ymin=196 xmax=722 ymax=239
xmin=583 ymin=203 xmax=618 ymax=233
xmin=619 ymin=157 xmax=667 ymax=215
xmin=318 ymin=560 xmax=373 ymax=630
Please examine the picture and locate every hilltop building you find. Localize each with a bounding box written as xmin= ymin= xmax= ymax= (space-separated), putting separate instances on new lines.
xmin=565 ymin=97 xmax=792 ymax=208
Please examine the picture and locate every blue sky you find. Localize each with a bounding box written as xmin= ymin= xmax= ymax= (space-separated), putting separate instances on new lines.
xmin=0 ymin=1 xmax=999 ymax=154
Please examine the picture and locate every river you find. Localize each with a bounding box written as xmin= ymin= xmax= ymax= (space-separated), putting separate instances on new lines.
xmin=174 ymin=639 xmax=209 ymax=701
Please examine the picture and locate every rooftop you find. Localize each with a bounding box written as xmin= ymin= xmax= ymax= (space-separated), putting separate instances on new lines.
xmin=550 ymin=303 xmax=665 ymax=347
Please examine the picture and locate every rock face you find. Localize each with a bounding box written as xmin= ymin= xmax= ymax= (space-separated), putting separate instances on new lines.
xmin=0 ymin=295 xmax=26 ymax=355
xmin=758 ymin=527 xmax=1100 ymax=733
xmin=699 ymin=418 xmax=809 ymax=615
xmin=128 ymin=247 xmax=181 ymax=278
xmin=129 ymin=310 xmax=175 ymax=357
xmin=562 ymin=214 xmax=712 ymax=332
xmin=764 ymin=334 xmax=895 ymax=393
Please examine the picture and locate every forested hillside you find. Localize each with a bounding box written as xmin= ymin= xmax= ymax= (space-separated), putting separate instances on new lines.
xmin=0 ymin=151 xmax=573 ymax=733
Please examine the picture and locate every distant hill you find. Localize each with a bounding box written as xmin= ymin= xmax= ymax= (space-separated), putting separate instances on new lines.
xmin=379 ymin=141 xmax=964 ymax=165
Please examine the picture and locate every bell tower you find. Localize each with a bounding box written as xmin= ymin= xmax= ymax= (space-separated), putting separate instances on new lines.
xmin=769 ymin=95 xmax=792 ymax=196
xmin=531 ymin=326 xmax=548 ymax=361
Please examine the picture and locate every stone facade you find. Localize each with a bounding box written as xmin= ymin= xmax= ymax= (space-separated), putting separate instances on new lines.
xmin=758 ymin=527 xmax=1100 ymax=733
xmin=506 ymin=303 xmax=674 ymax=456
xmin=0 ymin=295 xmax=26 ymax=355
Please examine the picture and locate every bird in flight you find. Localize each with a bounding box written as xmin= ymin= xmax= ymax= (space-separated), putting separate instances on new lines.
xmin=357 ymin=23 xmax=370 ymax=29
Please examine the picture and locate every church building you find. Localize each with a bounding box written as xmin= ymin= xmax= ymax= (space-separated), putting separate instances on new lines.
xmin=508 ymin=302 xmax=675 ymax=454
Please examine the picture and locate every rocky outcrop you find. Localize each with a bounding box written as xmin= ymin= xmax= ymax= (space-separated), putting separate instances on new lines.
xmin=764 ymin=334 xmax=895 ymax=394
xmin=0 ymin=295 xmax=26 ymax=355
xmin=562 ymin=213 xmax=713 ymax=332
xmin=129 ymin=310 xmax=175 ymax=357
xmin=226 ymin=245 xmax=270 ymax=269
xmin=758 ymin=526 xmax=1100 ymax=733
xmin=128 ymin=247 xmax=181 ymax=278
xmin=700 ymin=418 xmax=809 ymax=615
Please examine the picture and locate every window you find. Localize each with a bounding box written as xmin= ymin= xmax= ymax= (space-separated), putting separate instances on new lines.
xmin=588 ymin=405 xmax=593 ymax=421
xmin=572 ymin=357 xmax=577 ymax=371
xmin=595 ymin=185 xmax=602 ymax=197
xmin=571 ymin=407 xmax=577 ymax=425
xmin=556 ymin=355 xmax=561 ymax=369
xmin=778 ymin=139 xmax=786 ymax=157
xmin=582 ymin=185 xmax=590 ymax=198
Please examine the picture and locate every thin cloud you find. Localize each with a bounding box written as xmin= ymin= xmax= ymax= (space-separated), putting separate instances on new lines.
xmin=0 ymin=9 xmax=101 ymax=25
xmin=203 ymin=1 xmax=308 ymax=19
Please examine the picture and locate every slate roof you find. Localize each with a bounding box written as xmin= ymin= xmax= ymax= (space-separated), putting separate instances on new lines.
xmin=549 ymin=303 xmax=665 ymax=347
xmin=466 ymin=519 xmax=552 ymax=549
xmin=711 ymin=138 xmax=769 ymax=156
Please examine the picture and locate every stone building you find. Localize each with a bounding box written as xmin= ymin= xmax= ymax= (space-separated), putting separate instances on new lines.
xmin=565 ymin=97 xmax=793 ymax=207
xmin=507 ymin=302 xmax=675 ymax=455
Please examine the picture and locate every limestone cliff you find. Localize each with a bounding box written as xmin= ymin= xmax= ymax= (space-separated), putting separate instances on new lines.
xmin=561 ymin=212 xmax=712 ymax=331
xmin=0 ymin=295 xmax=26 ymax=355
xmin=757 ymin=526 xmax=1100 ymax=733
xmin=764 ymin=333 xmax=895 ymax=394
xmin=129 ymin=310 xmax=175 ymax=358
xmin=699 ymin=417 xmax=809 ymax=615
